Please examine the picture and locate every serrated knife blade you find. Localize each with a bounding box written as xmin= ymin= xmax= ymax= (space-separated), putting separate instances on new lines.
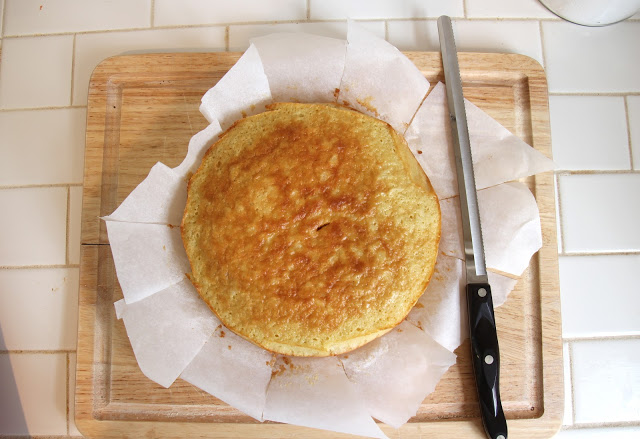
xmin=437 ymin=15 xmax=508 ymax=439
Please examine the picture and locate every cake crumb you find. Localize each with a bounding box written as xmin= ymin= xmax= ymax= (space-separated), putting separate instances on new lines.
xmin=356 ymin=96 xmax=380 ymax=117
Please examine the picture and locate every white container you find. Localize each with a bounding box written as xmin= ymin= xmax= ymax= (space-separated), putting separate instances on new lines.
xmin=540 ymin=0 xmax=640 ymax=26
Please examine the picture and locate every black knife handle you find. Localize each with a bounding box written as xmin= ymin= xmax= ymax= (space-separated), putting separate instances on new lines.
xmin=467 ymin=282 xmax=508 ymax=439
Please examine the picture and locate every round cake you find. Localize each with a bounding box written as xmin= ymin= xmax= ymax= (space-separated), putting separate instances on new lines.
xmin=182 ymin=103 xmax=440 ymax=356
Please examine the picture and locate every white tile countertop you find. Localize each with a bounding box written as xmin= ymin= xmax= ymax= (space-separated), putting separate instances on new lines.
xmin=0 ymin=0 xmax=639 ymax=437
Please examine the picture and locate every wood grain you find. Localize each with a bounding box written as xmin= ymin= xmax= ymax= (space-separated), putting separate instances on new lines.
xmin=77 ymin=52 xmax=562 ymax=438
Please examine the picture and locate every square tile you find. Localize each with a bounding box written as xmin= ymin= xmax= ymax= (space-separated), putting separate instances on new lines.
xmin=542 ymin=21 xmax=640 ymax=93
xmin=3 ymin=0 xmax=150 ymax=36
xmin=73 ymin=27 xmax=226 ymax=106
xmin=154 ymin=0 xmax=306 ymax=26
xmin=0 ymin=35 xmax=73 ymax=109
xmin=68 ymin=353 xmax=81 ymax=436
xmin=563 ymin=343 xmax=573 ymax=426
xmin=0 ymin=108 xmax=86 ymax=185
xmin=465 ymin=0 xmax=557 ymax=18
xmin=309 ymin=0 xmax=463 ymax=19
xmin=554 ymin=426 xmax=640 ymax=438
xmin=628 ymin=96 xmax=640 ymax=170
xmin=549 ymin=96 xmax=630 ymax=170
xmin=0 ymin=187 xmax=67 ymax=266
xmin=560 ymin=255 xmax=640 ymax=338
xmin=229 ymin=21 xmax=386 ymax=51
xmin=68 ymin=186 xmax=83 ymax=265
xmin=558 ymin=174 xmax=640 ymax=252
xmin=572 ymin=339 xmax=640 ymax=424
xmin=0 ymin=268 xmax=79 ymax=350
xmin=0 ymin=353 xmax=68 ymax=435
xmin=387 ymin=19 xmax=543 ymax=65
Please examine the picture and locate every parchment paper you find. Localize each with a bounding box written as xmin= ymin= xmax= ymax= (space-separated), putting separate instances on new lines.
xmin=405 ymin=82 xmax=554 ymax=199
xmin=341 ymin=321 xmax=457 ymax=428
xmin=263 ymin=356 xmax=387 ymax=438
xmin=251 ymin=33 xmax=346 ymax=104
xmin=104 ymin=162 xmax=186 ymax=225
xmin=338 ymin=20 xmax=430 ymax=134
xmin=106 ymin=221 xmax=190 ymax=304
xmin=114 ymin=278 xmax=220 ymax=387
xmin=439 ymin=182 xmax=543 ymax=276
xmin=104 ymin=22 xmax=553 ymax=438
xmin=172 ymin=121 xmax=222 ymax=179
xmin=180 ymin=325 xmax=273 ymax=421
xmin=405 ymin=254 xmax=519 ymax=353
xmin=199 ymin=44 xmax=271 ymax=130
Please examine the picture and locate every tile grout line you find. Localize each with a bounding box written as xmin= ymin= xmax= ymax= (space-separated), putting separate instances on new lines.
xmin=225 ymin=26 xmax=229 ymax=51
xmin=554 ymin=174 xmax=564 ymax=254
xmin=1 ymin=0 xmax=5 ymax=39
xmin=563 ymin=421 xmax=640 ymax=429
xmin=549 ymin=91 xmax=640 ymax=97
xmin=462 ymin=0 xmax=468 ymax=18
xmin=0 ymin=105 xmax=88 ymax=112
xmin=568 ymin=342 xmax=577 ymax=425
xmin=624 ymin=96 xmax=635 ymax=170
xmin=150 ymin=0 xmax=156 ymax=28
xmin=0 ymin=349 xmax=77 ymax=354
xmin=554 ymin=173 xmax=568 ymax=255
xmin=0 ymin=22 xmax=226 ymax=39
xmin=306 ymin=0 xmax=310 ymax=20
xmin=384 ymin=20 xmax=389 ymax=41
xmin=0 ymin=182 xmax=83 ymax=189
xmin=65 ymin=186 xmax=71 ymax=265
xmin=538 ymin=20 xmax=547 ymax=69
xmin=0 ymin=16 xmax=568 ymax=39
xmin=563 ymin=334 xmax=640 ymax=343
xmin=555 ymin=169 xmax=640 ymax=175
xmin=69 ymin=34 xmax=76 ymax=106
xmin=0 ymin=264 xmax=80 ymax=270
xmin=0 ymin=7 xmax=3 ymax=84
xmin=66 ymin=352 xmax=70 ymax=436
xmin=559 ymin=250 xmax=640 ymax=257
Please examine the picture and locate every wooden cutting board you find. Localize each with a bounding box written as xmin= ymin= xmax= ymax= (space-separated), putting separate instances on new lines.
xmin=76 ymin=52 xmax=563 ymax=438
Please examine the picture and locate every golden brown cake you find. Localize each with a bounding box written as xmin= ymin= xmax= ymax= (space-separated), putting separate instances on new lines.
xmin=182 ymin=103 xmax=440 ymax=356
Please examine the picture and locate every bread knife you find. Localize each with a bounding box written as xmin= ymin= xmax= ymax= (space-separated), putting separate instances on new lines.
xmin=437 ymin=15 xmax=508 ymax=439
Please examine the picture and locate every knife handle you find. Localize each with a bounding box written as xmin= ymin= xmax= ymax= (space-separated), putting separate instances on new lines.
xmin=467 ymin=282 xmax=508 ymax=439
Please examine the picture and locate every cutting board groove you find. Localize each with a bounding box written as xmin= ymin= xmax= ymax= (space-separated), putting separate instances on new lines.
xmin=77 ymin=52 xmax=562 ymax=438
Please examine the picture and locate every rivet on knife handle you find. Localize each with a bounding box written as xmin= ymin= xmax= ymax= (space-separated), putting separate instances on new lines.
xmin=468 ymin=283 xmax=507 ymax=439
xmin=437 ymin=15 xmax=508 ymax=439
